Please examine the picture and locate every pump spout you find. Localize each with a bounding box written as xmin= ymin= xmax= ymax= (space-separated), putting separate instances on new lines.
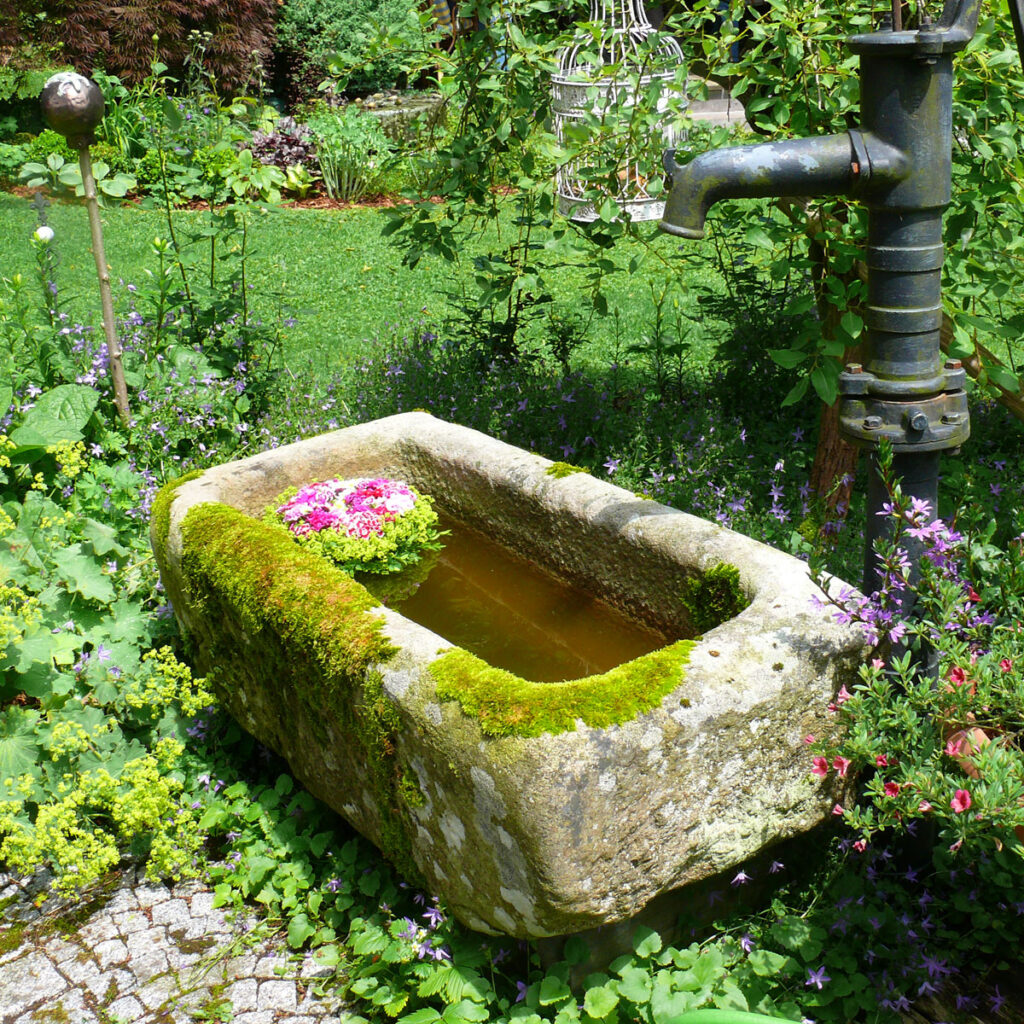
xmin=659 ymin=133 xmax=860 ymax=239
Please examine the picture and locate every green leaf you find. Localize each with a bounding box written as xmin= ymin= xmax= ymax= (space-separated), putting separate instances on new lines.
xmin=0 ymin=707 xmax=39 ymax=779
xmin=768 ymin=348 xmax=808 ymax=369
xmin=10 ymin=385 xmax=100 ymax=449
xmin=583 ymin=985 xmax=619 ymax=1019
xmin=398 ymin=1010 xmax=442 ymax=1024
xmin=770 ymin=916 xmax=824 ymax=961
xmin=810 ymin=365 xmax=839 ymax=406
xmin=287 ymin=912 xmax=316 ymax=948
xmin=442 ymin=1000 xmax=488 ymax=1024
xmin=631 ymin=926 xmax=662 ymax=958
xmin=52 ymin=545 xmax=115 ymax=604
xmin=748 ymin=949 xmax=792 ymax=977
xmin=539 ymin=976 xmax=572 ymax=1006
xmin=650 ymin=978 xmax=696 ymax=1023
xmin=780 ymin=376 xmax=809 ymax=407
xmin=80 ymin=519 xmax=126 ymax=557
xmin=616 ymin=966 xmax=652 ymax=1004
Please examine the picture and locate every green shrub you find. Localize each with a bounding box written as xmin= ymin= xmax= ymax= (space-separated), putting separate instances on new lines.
xmin=306 ymin=106 xmax=392 ymax=201
xmin=275 ymin=0 xmax=412 ymax=101
xmin=0 ymin=142 xmax=28 ymax=184
xmin=26 ymin=128 xmax=76 ymax=166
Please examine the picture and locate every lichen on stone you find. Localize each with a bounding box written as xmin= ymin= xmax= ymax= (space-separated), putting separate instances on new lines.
xmin=428 ymin=640 xmax=694 ymax=738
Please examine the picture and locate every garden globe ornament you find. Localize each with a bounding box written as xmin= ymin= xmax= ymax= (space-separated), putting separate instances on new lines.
xmin=552 ymin=0 xmax=685 ymax=222
xmin=39 ymin=71 xmax=131 ymax=425
xmin=40 ymin=72 xmax=105 ymax=150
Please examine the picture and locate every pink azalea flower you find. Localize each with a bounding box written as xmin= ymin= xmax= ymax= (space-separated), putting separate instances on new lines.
xmin=945 ymin=736 xmax=965 ymax=758
xmin=832 ymin=804 xmax=844 ymax=816
xmin=1000 ymin=658 xmax=1013 ymax=673
xmin=948 ymin=665 xmax=968 ymax=687
xmin=836 ymin=684 xmax=852 ymax=704
xmin=950 ymin=789 xmax=972 ymax=814
xmin=918 ymin=800 xmax=933 ymax=813
xmin=833 ymin=755 xmax=852 ymax=778
xmin=883 ymin=781 xmax=900 ymax=798
xmin=811 ymin=757 xmax=829 ymax=778
xmin=853 ymin=839 xmax=867 ymax=853
xmin=875 ymin=754 xmax=889 ymax=767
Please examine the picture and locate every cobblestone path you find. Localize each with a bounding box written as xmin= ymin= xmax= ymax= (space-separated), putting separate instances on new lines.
xmin=0 ymin=868 xmax=347 ymax=1024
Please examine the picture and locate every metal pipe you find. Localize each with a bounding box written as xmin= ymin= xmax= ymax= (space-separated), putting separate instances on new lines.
xmin=658 ymin=0 xmax=981 ymax=615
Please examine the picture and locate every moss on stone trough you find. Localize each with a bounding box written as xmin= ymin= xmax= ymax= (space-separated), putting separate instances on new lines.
xmin=430 ymin=640 xmax=695 ymax=738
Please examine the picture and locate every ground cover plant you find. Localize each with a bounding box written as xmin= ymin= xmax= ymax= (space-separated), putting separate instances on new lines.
xmin=4 ymin=0 xmax=1024 ymax=1018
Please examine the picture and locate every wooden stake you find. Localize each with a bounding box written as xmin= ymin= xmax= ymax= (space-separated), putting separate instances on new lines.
xmin=79 ymin=147 xmax=130 ymax=427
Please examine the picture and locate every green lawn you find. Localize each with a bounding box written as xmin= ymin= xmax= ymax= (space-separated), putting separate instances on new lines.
xmin=0 ymin=191 xmax=730 ymax=376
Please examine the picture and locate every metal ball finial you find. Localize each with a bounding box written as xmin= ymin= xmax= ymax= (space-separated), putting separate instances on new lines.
xmin=40 ymin=72 xmax=105 ymax=149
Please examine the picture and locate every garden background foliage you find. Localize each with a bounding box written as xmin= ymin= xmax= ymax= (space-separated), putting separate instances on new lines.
xmin=2 ymin=0 xmax=1024 ymax=1020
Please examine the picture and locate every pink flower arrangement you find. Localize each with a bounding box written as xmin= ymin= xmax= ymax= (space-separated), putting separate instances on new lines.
xmin=277 ymin=477 xmax=418 ymax=540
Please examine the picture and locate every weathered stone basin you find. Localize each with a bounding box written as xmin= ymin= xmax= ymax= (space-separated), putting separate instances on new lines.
xmin=151 ymin=412 xmax=864 ymax=938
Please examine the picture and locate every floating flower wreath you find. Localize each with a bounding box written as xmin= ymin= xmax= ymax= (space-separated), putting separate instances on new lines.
xmin=268 ymin=477 xmax=443 ymax=575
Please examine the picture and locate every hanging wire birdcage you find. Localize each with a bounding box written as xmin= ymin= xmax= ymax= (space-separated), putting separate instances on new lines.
xmin=552 ymin=0 xmax=685 ymax=222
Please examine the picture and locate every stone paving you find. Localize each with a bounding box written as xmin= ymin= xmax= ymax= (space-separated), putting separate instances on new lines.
xmin=0 ymin=867 xmax=348 ymax=1024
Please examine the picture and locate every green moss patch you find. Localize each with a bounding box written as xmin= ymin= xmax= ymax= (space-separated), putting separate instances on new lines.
xmin=545 ymin=461 xmax=590 ymax=479
xmin=680 ymin=562 xmax=749 ymax=635
xmin=430 ymin=640 xmax=694 ymax=738
xmin=150 ymin=468 xmax=204 ymax=551
xmin=177 ymin=503 xmax=427 ymax=878
xmin=179 ymin=503 xmax=393 ymax=677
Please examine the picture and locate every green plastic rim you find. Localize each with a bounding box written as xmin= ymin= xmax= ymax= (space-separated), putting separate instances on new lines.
xmin=668 ymin=1011 xmax=794 ymax=1024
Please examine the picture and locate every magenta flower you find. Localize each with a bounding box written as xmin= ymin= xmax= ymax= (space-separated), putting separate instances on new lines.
xmin=950 ymin=789 xmax=972 ymax=814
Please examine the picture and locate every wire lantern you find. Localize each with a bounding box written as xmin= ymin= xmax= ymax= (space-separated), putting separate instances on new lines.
xmin=552 ymin=0 xmax=685 ymax=222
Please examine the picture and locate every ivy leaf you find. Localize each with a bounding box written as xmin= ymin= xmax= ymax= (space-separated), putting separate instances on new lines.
xmin=0 ymin=707 xmax=39 ymax=779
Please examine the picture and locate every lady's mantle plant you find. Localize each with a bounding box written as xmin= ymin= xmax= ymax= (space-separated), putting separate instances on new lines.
xmin=270 ymin=476 xmax=443 ymax=575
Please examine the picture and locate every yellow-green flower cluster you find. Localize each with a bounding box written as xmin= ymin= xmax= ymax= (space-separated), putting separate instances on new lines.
xmin=0 ymin=582 xmax=42 ymax=651
xmin=0 ymin=740 xmax=202 ymax=895
xmin=124 ymin=646 xmax=215 ymax=720
xmin=46 ymin=440 xmax=89 ymax=482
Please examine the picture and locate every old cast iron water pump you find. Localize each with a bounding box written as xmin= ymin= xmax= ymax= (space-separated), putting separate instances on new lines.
xmin=658 ymin=0 xmax=988 ymax=601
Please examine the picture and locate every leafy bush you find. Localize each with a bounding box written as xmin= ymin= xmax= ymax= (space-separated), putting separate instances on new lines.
xmin=275 ymin=0 xmax=413 ymax=102
xmin=0 ymin=142 xmax=28 ymax=184
xmin=307 ymin=106 xmax=392 ymax=201
xmin=250 ymin=115 xmax=317 ymax=170
xmin=24 ymin=1 xmax=277 ymax=93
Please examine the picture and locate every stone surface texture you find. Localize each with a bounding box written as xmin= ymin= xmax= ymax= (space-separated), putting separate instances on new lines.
xmin=0 ymin=868 xmax=345 ymax=1023
xmin=152 ymin=412 xmax=866 ymax=937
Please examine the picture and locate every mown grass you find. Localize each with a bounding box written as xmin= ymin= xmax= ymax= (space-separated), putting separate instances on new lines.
xmin=0 ymin=191 xmax=731 ymax=377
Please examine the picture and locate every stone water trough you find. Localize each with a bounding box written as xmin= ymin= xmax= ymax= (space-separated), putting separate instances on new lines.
xmin=151 ymin=413 xmax=865 ymax=938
